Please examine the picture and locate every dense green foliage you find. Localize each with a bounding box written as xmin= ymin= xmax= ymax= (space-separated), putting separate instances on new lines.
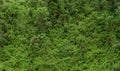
xmin=0 ymin=0 xmax=120 ymax=71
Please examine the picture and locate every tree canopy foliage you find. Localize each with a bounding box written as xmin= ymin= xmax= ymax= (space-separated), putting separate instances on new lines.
xmin=0 ymin=0 xmax=120 ymax=71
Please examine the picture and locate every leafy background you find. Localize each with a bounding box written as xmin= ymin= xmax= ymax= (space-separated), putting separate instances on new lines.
xmin=0 ymin=0 xmax=120 ymax=71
